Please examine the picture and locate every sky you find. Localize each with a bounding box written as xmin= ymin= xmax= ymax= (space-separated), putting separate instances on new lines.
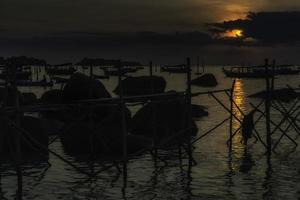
xmin=1 ymin=0 xmax=300 ymax=64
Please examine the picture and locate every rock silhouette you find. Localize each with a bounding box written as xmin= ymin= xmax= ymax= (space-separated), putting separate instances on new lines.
xmin=21 ymin=92 xmax=37 ymax=105
xmin=191 ymin=104 xmax=209 ymax=118
xmin=114 ymin=76 xmax=166 ymax=96
xmin=60 ymin=105 xmax=150 ymax=155
xmin=62 ymin=73 xmax=111 ymax=103
xmin=0 ymin=116 xmax=49 ymax=160
xmin=130 ymin=99 xmax=198 ymax=145
xmin=191 ymin=73 xmax=218 ymax=87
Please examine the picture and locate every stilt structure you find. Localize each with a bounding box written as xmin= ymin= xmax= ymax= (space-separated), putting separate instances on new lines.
xmin=0 ymin=57 xmax=298 ymax=199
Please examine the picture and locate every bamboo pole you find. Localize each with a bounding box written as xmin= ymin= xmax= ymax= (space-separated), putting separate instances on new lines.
xmin=36 ymin=65 xmax=39 ymax=81
xmin=12 ymin=64 xmax=23 ymax=200
xmin=264 ymin=59 xmax=272 ymax=156
xmin=149 ymin=60 xmax=158 ymax=163
xmin=183 ymin=58 xmax=192 ymax=180
xmin=197 ymin=56 xmax=200 ymax=74
xmin=271 ymin=60 xmax=276 ymax=91
xmin=186 ymin=57 xmax=193 ymax=167
xmin=89 ymin=65 xmax=93 ymax=78
xmin=118 ymin=64 xmax=128 ymax=186
xmin=229 ymin=79 xmax=236 ymax=151
xmin=149 ymin=61 xmax=153 ymax=76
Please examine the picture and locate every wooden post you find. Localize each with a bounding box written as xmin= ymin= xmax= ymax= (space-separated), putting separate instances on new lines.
xmin=265 ymin=59 xmax=272 ymax=156
xmin=197 ymin=56 xmax=200 ymax=74
xmin=229 ymin=79 xmax=236 ymax=151
xmin=12 ymin=64 xmax=23 ymax=200
xmin=271 ymin=60 xmax=276 ymax=91
xmin=149 ymin=61 xmax=153 ymax=76
xmin=36 ymin=66 xmax=39 ymax=81
xmin=118 ymin=64 xmax=128 ymax=187
xmin=149 ymin=60 xmax=158 ymax=164
xmin=89 ymin=65 xmax=93 ymax=78
xmin=186 ymin=57 xmax=193 ymax=166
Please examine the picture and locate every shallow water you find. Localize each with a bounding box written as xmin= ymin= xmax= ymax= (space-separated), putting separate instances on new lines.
xmin=1 ymin=66 xmax=299 ymax=199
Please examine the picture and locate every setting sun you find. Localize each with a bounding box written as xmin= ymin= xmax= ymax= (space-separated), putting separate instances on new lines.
xmin=224 ymin=29 xmax=243 ymax=38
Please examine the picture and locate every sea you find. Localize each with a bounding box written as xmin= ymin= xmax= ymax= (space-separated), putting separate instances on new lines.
xmin=0 ymin=66 xmax=299 ymax=200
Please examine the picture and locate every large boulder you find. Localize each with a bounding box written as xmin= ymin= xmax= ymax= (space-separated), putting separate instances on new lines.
xmin=60 ymin=105 xmax=150 ymax=155
xmin=130 ymin=99 xmax=198 ymax=145
xmin=0 ymin=87 xmax=22 ymax=106
xmin=191 ymin=73 xmax=218 ymax=87
xmin=21 ymin=92 xmax=37 ymax=105
xmin=191 ymin=104 xmax=209 ymax=118
xmin=0 ymin=87 xmax=37 ymax=106
xmin=62 ymin=73 xmax=111 ymax=103
xmin=40 ymin=89 xmax=62 ymax=104
xmin=113 ymin=76 xmax=166 ymax=96
xmin=59 ymin=73 xmax=111 ymax=122
xmin=0 ymin=116 xmax=49 ymax=161
xmin=39 ymin=89 xmax=64 ymax=122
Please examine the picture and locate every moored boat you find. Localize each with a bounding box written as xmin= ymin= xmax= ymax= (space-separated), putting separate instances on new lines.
xmin=0 ymin=71 xmax=32 ymax=80
xmin=0 ymin=79 xmax=53 ymax=87
xmin=223 ymin=65 xmax=300 ymax=78
xmin=46 ymin=67 xmax=76 ymax=75
xmin=161 ymin=64 xmax=188 ymax=73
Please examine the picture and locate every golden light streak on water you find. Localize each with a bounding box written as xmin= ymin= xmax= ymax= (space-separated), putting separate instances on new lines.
xmin=230 ymin=79 xmax=247 ymax=171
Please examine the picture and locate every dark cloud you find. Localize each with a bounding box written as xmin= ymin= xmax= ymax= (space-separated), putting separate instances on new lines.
xmin=0 ymin=31 xmax=211 ymax=47
xmin=209 ymin=11 xmax=300 ymax=44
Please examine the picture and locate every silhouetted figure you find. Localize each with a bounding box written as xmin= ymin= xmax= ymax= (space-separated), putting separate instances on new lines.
xmin=241 ymin=110 xmax=256 ymax=146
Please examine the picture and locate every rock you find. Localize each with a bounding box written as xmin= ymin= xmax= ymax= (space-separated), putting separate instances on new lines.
xmin=41 ymin=118 xmax=64 ymax=136
xmin=113 ymin=76 xmax=166 ymax=96
xmin=0 ymin=87 xmax=37 ymax=106
xmin=56 ymin=73 xmax=111 ymax=122
xmin=62 ymin=73 xmax=111 ymax=103
xmin=191 ymin=73 xmax=218 ymax=87
xmin=191 ymin=104 xmax=209 ymax=118
xmin=39 ymin=89 xmax=64 ymax=121
xmin=130 ymin=99 xmax=198 ymax=145
xmin=0 ymin=116 xmax=49 ymax=161
xmin=21 ymin=92 xmax=37 ymax=105
xmin=60 ymin=105 xmax=150 ymax=155
xmin=0 ymin=87 xmax=22 ymax=106
xmin=40 ymin=89 xmax=62 ymax=104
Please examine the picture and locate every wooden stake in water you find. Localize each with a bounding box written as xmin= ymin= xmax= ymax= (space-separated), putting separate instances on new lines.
xmin=36 ymin=65 xmax=39 ymax=81
xmin=149 ymin=61 xmax=153 ymax=76
xmin=229 ymin=79 xmax=236 ymax=151
xmin=118 ymin=64 xmax=128 ymax=186
xmin=186 ymin=57 xmax=193 ymax=167
xmin=149 ymin=60 xmax=158 ymax=163
xmin=264 ymin=59 xmax=272 ymax=156
xmin=197 ymin=56 xmax=200 ymax=74
xmin=90 ymin=65 xmax=93 ymax=78
xmin=12 ymin=64 xmax=23 ymax=200
xmin=271 ymin=60 xmax=276 ymax=91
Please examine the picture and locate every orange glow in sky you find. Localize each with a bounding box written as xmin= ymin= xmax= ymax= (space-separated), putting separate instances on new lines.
xmin=224 ymin=29 xmax=244 ymax=38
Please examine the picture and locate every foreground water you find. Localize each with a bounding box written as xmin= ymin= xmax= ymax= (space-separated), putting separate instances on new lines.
xmin=1 ymin=66 xmax=299 ymax=199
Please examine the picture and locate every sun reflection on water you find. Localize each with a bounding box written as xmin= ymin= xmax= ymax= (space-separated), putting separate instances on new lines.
xmin=230 ymin=79 xmax=247 ymax=171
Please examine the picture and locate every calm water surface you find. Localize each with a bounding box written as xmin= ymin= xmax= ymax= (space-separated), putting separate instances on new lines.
xmin=1 ymin=66 xmax=299 ymax=199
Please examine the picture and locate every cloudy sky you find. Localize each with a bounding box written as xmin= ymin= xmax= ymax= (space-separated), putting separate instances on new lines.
xmin=1 ymin=0 xmax=300 ymax=64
